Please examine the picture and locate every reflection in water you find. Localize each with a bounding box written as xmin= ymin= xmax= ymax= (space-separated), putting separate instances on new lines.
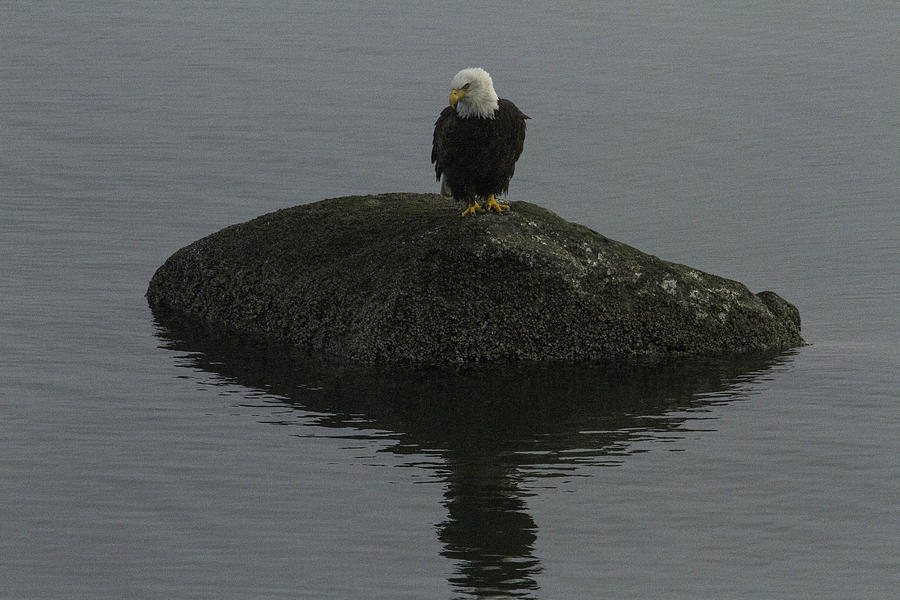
xmin=152 ymin=311 xmax=795 ymax=599
xmin=440 ymin=455 xmax=539 ymax=597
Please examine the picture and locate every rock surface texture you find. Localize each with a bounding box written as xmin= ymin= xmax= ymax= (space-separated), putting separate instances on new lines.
xmin=147 ymin=193 xmax=803 ymax=363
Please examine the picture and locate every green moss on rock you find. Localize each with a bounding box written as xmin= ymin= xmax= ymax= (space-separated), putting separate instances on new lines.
xmin=147 ymin=193 xmax=803 ymax=363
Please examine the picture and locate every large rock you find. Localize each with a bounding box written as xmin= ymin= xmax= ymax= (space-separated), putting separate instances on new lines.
xmin=147 ymin=193 xmax=803 ymax=363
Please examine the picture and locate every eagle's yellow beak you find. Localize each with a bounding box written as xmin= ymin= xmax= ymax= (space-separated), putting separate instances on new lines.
xmin=449 ymin=88 xmax=468 ymax=107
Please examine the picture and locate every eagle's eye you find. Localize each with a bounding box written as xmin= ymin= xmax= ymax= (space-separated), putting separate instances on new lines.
xmin=462 ymin=83 xmax=471 ymax=90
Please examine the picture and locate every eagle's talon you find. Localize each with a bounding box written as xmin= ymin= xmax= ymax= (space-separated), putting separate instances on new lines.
xmin=484 ymin=195 xmax=510 ymax=215
xmin=461 ymin=200 xmax=485 ymax=217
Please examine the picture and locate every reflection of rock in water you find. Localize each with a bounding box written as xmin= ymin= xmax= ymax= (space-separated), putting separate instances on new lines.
xmin=152 ymin=310 xmax=795 ymax=599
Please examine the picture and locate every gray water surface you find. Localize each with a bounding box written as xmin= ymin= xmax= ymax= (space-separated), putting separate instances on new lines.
xmin=2 ymin=2 xmax=898 ymax=598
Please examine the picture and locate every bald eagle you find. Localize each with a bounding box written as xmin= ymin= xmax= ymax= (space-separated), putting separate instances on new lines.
xmin=431 ymin=68 xmax=529 ymax=216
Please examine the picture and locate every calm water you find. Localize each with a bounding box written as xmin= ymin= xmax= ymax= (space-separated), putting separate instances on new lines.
xmin=2 ymin=2 xmax=898 ymax=598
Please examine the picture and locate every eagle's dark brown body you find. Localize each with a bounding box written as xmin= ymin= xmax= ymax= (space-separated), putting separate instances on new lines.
xmin=431 ymin=99 xmax=529 ymax=203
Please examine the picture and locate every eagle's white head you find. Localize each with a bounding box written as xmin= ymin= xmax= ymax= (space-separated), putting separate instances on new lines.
xmin=449 ymin=67 xmax=500 ymax=119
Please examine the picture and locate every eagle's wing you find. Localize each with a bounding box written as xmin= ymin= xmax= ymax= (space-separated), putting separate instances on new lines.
xmin=498 ymin=99 xmax=529 ymax=172
xmin=431 ymin=105 xmax=457 ymax=182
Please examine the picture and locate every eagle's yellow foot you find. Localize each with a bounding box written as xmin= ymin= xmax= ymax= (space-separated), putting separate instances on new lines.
xmin=484 ymin=195 xmax=510 ymax=215
xmin=461 ymin=200 xmax=485 ymax=217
